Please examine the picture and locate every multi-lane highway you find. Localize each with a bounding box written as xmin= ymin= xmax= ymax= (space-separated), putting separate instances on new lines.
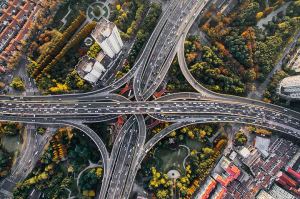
xmin=0 ymin=99 xmax=298 ymax=135
xmin=133 ymin=0 xmax=209 ymax=101
xmin=1 ymin=0 xmax=300 ymax=198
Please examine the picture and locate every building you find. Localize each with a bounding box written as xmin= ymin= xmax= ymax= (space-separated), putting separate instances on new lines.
xmin=0 ymin=0 xmax=37 ymax=64
xmin=229 ymin=151 xmax=237 ymax=161
xmin=195 ymin=177 xmax=217 ymax=199
xmin=255 ymin=136 xmax=271 ymax=158
xmin=285 ymin=167 xmax=300 ymax=182
xmin=276 ymin=171 xmax=298 ymax=188
xmin=237 ymin=146 xmax=261 ymax=170
xmin=210 ymin=185 xmax=227 ymax=199
xmin=91 ymin=18 xmax=123 ymax=58
xmin=269 ymin=184 xmax=296 ymax=199
xmin=256 ymin=190 xmax=274 ymax=199
xmin=212 ymin=157 xmax=241 ymax=187
xmin=76 ymin=56 xmax=106 ymax=84
xmin=237 ymin=147 xmax=251 ymax=159
xmin=286 ymin=150 xmax=300 ymax=169
xmin=223 ymin=139 xmax=299 ymax=199
xmin=278 ymin=75 xmax=300 ymax=100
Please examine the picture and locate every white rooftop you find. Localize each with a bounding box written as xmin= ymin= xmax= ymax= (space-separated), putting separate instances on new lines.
xmin=91 ymin=18 xmax=115 ymax=43
xmin=76 ymin=55 xmax=106 ymax=84
xmin=83 ymin=62 xmax=93 ymax=73
xmin=255 ymin=136 xmax=270 ymax=157
xmin=280 ymin=75 xmax=300 ymax=88
xmin=229 ymin=151 xmax=237 ymax=160
xmin=238 ymin=147 xmax=251 ymax=159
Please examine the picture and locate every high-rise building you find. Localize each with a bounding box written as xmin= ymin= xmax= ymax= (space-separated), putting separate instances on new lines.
xmin=91 ymin=18 xmax=123 ymax=58
xmin=76 ymin=56 xmax=106 ymax=84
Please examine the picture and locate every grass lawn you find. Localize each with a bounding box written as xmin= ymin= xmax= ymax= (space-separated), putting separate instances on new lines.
xmin=153 ymin=137 xmax=206 ymax=173
xmin=184 ymin=137 xmax=204 ymax=151
xmin=154 ymin=146 xmax=188 ymax=173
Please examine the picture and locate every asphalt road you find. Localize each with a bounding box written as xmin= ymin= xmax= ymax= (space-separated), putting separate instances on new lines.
xmin=0 ymin=0 xmax=299 ymax=198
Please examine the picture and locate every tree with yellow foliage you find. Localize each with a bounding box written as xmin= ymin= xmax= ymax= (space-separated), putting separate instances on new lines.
xmin=169 ymin=131 xmax=176 ymax=137
xmin=199 ymin=130 xmax=206 ymax=138
xmin=187 ymin=131 xmax=195 ymax=139
xmin=256 ymin=12 xmax=264 ymax=20
xmin=49 ymin=83 xmax=69 ymax=94
xmin=156 ymin=189 xmax=169 ymax=199
xmin=255 ymin=128 xmax=272 ymax=136
xmin=96 ymin=167 xmax=103 ymax=177
xmin=10 ymin=77 xmax=25 ymax=91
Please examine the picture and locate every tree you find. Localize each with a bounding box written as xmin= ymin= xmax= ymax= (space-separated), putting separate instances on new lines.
xmin=92 ymin=6 xmax=102 ymax=17
xmin=187 ymin=131 xmax=195 ymax=139
xmin=10 ymin=77 xmax=25 ymax=91
xmin=234 ymin=131 xmax=247 ymax=146
xmin=244 ymin=68 xmax=256 ymax=82
xmin=202 ymin=46 xmax=223 ymax=67
xmin=65 ymin=70 xmax=91 ymax=91
xmin=156 ymin=189 xmax=168 ymax=199
xmin=87 ymin=43 xmax=101 ymax=59
xmin=202 ymin=147 xmax=214 ymax=156
xmin=7 ymin=51 xmax=22 ymax=70
xmin=0 ymin=149 xmax=11 ymax=178
xmin=49 ymin=83 xmax=69 ymax=94
xmin=39 ymin=21 xmax=97 ymax=80
xmin=0 ymin=122 xmax=21 ymax=135
xmin=33 ymin=12 xmax=86 ymax=78
xmin=256 ymin=12 xmax=264 ymax=20
xmin=115 ymin=71 xmax=125 ymax=79
xmin=233 ymin=2 xmax=260 ymax=26
xmin=224 ymin=31 xmax=253 ymax=68
xmin=255 ymin=128 xmax=272 ymax=136
xmin=215 ymin=139 xmax=227 ymax=150
xmin=287 ymin=0 xmax=300 ymax=17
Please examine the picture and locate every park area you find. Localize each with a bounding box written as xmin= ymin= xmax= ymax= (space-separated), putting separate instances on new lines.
xmin=52 ymin=0 xmax=111 ymax=31
xmin=137 ymin=123 xmax=228 ymax=198
xmin=153 ymin=137 xmax=205 ymax=174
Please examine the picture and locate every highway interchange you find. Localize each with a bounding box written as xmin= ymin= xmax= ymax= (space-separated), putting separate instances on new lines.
xmin=1 ymin=0 xmax=300 ymax=199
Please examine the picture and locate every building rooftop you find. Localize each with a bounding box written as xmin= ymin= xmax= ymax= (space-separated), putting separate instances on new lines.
xmin=255 ymin=136 xmax=271 ymax=158
xmin=0 ymin=0 xmax=36 ymax=63
xmin=229 ymin=151 xmax=237 ymax=161
xmin=195 ymin=177 xmax=217 ymax=199
xmin=269 ymin=184 xmax=296 ymax=199
xmin=76 ymin=56 xmax=95 ymax=77
xmin=256 ymin=190 xmax=274 ymax=199
xmin=238 ymin=147 xmax=251 ymax=159
xmin=211 ymin=185 xmax=227 ymax=199
xmin=91 ymin=18 xmax=115 ymax=43
xmin=76 ymin=55 xmax=106 ymax=84
xmin=280 ymin=75 xmax=300 ymax=88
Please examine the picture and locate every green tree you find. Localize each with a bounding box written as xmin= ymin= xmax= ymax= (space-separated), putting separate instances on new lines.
xmin=244 ymin=68 xmax=257 ymax=82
